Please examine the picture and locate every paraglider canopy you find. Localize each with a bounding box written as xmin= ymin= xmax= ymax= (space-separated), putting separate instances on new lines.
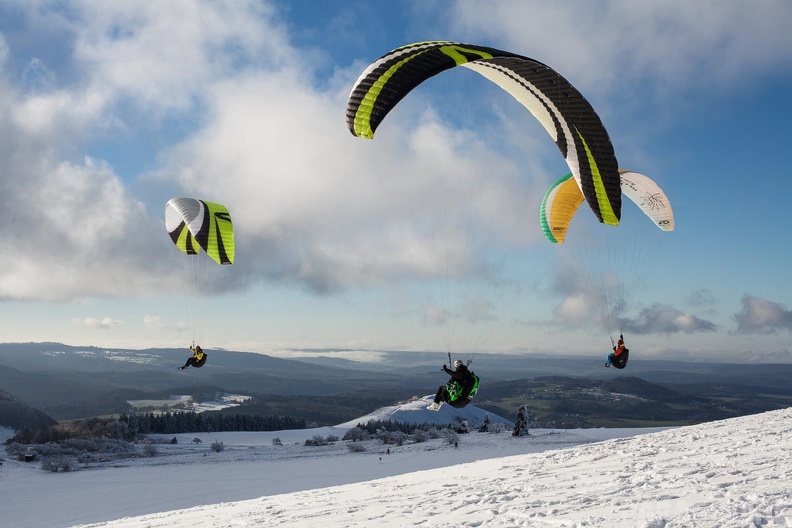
xmin=346 ymin=40 xmax=622 ymax=226
xmin=165 ymin=197 xmax=235 ymax=348
xmin=541 ymin=170 xmax=674 ymax=244
xmin=165 ymin=198 xmax=235 ymax=265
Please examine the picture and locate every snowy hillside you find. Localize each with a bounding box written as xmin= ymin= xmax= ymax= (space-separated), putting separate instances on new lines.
xmin=2 ymin=401 xmax=790 ymax=527
xmin=75 ymin=408 xmax=790 ymax=527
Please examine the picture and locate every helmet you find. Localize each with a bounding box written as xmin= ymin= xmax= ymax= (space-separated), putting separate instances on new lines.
xmin=454 ymin=359 xmax=464 ymax=369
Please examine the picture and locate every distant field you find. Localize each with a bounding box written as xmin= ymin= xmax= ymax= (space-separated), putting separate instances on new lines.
xmin=127 ymin=394 xmax=251 ymax=413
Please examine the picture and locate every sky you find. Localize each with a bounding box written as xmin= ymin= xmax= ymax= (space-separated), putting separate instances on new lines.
xmin=2 ymin=400 xmax=789 ymax=527
xmin=0 ymin=0 xmax=791 ymax=362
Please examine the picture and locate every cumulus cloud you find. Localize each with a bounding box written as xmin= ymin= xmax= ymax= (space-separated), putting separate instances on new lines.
xmin=623 ymin=303 xmax=717 ymax=334
xmin=445 ymin=0 xmax=792 ymax=97
xmin=0 ymin=152 xmax=167 ymax=300
xmin=73 ymin=317 xmax=124 ymax=329
xmin=546 ymin=259 xmax=719 ymax=335
xmin=0 ymin=1 xmax=547 ymax=305
xmin=0 ymin=2 xmax=284 ymax=301
xmin=551 ymin=293 xmax=593 ymax=327
xmin=48 ymin=1 xmax=288 ymax=114
xmin=733 ymin=295 xmax=792 ymax=334
xmin=158 ymin=75 xmax=539 ymax=295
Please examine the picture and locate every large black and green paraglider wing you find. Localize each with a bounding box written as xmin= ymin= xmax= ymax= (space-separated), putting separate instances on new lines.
xmin=346 ymin=41 xmax=622 ymax=226
xmin=165 ymin=198 xmax=235 ymax=265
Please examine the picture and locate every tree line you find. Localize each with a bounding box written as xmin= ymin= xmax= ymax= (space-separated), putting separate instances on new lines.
xmin=5 ymin=411 xmax=307 ymax=445
xmin=120 ymin=411 xmax=306 ymax=435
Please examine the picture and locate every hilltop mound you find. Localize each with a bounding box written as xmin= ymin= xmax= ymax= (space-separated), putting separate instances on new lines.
xmin=336 ymin=395 xmax=514 ymax=428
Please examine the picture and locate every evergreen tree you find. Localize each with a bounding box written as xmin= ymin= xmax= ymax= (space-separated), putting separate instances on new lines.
xmin=512 ymin=405 xmax=530 ymax=437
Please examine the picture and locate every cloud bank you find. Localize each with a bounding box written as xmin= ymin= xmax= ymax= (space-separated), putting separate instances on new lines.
xmin=733 ymin=295 xmax=792 ymax=334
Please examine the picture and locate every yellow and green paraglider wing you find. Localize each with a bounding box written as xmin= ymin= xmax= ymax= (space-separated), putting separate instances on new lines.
xmin=165 ymin=198 xmax=235 ymax=265
xmin=540 ymin=174 xmax=585 ymax=243
xmin=346 ymin=40 xmax=621 ymax=226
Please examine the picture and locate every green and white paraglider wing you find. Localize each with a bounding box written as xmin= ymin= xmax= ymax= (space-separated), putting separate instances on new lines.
xmin=165 ymin=198 xmax=235 ymax=265
xmin=346 ymin=40 xmax=622 ymax=226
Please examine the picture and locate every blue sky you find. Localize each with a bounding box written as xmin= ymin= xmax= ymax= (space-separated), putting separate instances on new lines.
xmin=0 ymin=0 xmax=791 ymax=363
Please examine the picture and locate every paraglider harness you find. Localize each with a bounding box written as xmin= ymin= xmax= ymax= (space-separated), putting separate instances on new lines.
xmin=446 ymin=373 xmax=480 ymax=401
xmin=190 ymin=345 xmax=208 ymax=368
xmin=610 ymin=336 xmax=629 ymax=369
xmin=445 ymin=355 xmax=480 ymax=407
xmin=611 ymin=348 xmax=629 ymax=369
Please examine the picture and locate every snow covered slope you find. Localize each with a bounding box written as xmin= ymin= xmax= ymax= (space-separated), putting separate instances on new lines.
xmin=70 ymin=407 xmax=792 ymax=527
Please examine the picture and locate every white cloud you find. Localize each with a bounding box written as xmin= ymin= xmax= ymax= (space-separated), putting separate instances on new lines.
xmin=73 ymin=316 xmax=124 ymax=328
xmin=47 ymin=0 xmax=290 ymax=114
xmin=624 ymin=303 xmax=718 ymax=334
xmin=0 ymin=2 xmax=292 ymax=301
xmin=733 ymin=295 xmax=792 ymax=334
xmin=552 ymin=293 xmax=592 ymax=326
xmin=0 ymin=151 xmax=166 ymax=300
xmin=1 ymin=1 xmax=548 ymax=305
xmin=445 ymin=0 xmax=792 ymax=96
xmin=156 ymin=70 xmax=540 ymax=294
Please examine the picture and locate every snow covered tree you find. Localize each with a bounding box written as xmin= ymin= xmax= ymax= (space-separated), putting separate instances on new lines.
xmin=442 ymin=428 xmax=459 ymax=445
xmin=512 ymin=405 xmax=530 ymax=437
xmin=342 ymin=427 xmax=369 ymax=442
xmin=411 ymin=429 xmax=429 ymax=443
xmin=490 ymin=422 xmax=506 ymax=434
xmin=478 ymin=414 xmax=491 ymax=432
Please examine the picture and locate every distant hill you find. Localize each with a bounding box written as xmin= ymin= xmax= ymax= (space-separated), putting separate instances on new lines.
xmin=477 ymin=375 xmax=792 ymax=428
xmin=0 ymin=343 xmax=432 ymax=419
xmin=0 ymin=388 xmax=57 ymax=432
xmin=1 ymin=342 xmax=791 ymax=425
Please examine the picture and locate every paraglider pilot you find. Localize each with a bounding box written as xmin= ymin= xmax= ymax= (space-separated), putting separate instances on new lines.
xmin=179 ymin=345 xmax=207 ymax=370
xmin=606 ymin=334 xmax=628 ymax=369
xmin=427 ymin=359 xmax=478 ymax=411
